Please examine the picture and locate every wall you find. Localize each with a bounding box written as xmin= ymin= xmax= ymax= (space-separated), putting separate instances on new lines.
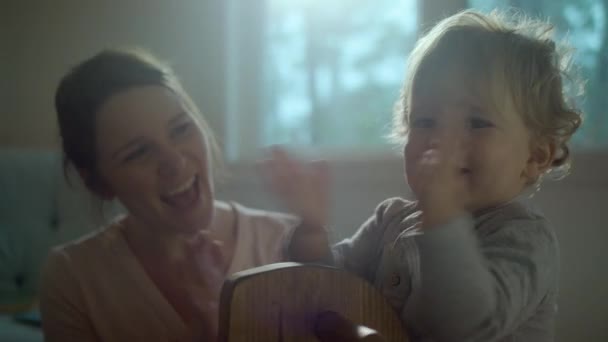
xmin=0 ymin=0 xmax=227 ymax=148
xmin=0 ymin=2 xmax=14 ymax=145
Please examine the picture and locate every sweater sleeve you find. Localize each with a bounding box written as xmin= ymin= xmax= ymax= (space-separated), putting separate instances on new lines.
xmin=404 ymin=214 xmax=558 ymax=341
xmin=39 ymin=249 xmax=99 ymax=342
xmin=332 ymin=198 xmax=416 ymax=281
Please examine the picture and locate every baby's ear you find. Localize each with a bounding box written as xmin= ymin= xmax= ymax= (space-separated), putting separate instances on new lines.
xmin=524 ymin=138 xmax=556 ymax=182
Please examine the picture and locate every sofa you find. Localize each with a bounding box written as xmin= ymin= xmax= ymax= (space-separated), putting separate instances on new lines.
xmin=0 ymin=148 xmax=123 ymax=340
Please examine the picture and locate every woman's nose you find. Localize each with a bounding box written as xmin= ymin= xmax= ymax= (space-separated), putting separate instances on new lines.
xmin=158 ymin=145 xmax=186 ymax=178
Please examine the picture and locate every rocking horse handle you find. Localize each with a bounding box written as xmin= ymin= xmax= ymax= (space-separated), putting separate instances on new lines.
xmin=314 ymin=311 xmax=385 ymax=342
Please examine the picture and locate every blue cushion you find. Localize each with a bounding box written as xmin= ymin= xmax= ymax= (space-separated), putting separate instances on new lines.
xmin=0 ymin=149 xmax=60 ymax=225
xmin=0 ymin=225 xmax=36 ymax=311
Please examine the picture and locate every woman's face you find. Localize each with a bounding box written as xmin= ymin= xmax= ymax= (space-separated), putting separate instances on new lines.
xmin=94 ymin=85 xmax=214 ymax=235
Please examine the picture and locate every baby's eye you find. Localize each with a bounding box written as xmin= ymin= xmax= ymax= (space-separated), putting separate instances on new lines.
xmin=469 ymin=117 xmax=494 ymax=129
xmin=411 ymin=117 xmax=436 ymax=129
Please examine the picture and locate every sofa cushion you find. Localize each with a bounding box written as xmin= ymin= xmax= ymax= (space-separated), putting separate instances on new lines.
xmin=0 ymin=149 xmax=59 ymax=226
xmin=0 ymin=224 xmax=37 ymax=312
xmin=0 ymin=149 xmax=116 ymax=312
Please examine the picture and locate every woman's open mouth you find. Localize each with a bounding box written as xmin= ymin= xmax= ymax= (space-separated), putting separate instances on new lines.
xmin=161 ymin=175 xmax=200 ymax=209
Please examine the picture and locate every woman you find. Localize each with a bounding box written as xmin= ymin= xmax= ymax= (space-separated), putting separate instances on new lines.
xmin=40 ymin=48 xmax=297 ymax=341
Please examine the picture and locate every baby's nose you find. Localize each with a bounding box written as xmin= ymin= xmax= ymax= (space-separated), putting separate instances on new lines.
xmin=429 ymin=125 xmax=466 ymax=148
xmin=428 ymin=127 xmax=471 ymax=166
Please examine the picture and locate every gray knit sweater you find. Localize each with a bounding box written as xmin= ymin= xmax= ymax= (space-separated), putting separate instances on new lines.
xmin=332 ymin=197 xmax=559 ymax=342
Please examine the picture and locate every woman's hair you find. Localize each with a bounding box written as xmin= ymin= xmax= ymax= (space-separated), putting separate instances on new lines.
xmin=56 ymin=48 xmax=221 ymax=193
xmin=392 ymin=9 xmax=583 ymax=178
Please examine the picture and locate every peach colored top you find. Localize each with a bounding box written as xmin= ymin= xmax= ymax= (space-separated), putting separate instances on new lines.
xmin=40 ymin=203 xmax=297 ymax=342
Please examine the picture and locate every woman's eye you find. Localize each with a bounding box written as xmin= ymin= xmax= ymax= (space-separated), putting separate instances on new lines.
xmin=124 ymin=146 xmax=149 ymax=162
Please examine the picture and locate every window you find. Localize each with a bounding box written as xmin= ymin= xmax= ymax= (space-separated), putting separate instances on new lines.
xmin=263 ymin=0 xmax=417 ymax=149
xmin=225 ymin=0 xmax=418 ymax=160
xmin=225 ymin=0 xmax=607 ymax=161
xmin=470 ymin=0 xmax=608 ymax=149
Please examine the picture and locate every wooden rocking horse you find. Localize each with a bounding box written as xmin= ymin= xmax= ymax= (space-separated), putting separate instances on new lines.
xmin=218 ymin=262 xmax=409 ymax=341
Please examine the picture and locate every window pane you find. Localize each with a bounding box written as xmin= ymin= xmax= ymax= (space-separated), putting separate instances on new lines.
xmin=263 ymin=0 xmax=418 ymax=149
xmin=470 ymin=0 xmax=608 ymax=149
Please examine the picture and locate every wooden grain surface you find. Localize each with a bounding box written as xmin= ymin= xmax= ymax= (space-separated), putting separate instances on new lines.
xmin=218 ymin=263 xmax=408 ymax=342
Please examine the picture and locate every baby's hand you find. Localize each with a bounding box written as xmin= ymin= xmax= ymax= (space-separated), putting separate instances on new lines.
xmin=262 ymin=147 xmax=330 ymax=231
xmin=414 ymin=145 xmax=470 ymax=229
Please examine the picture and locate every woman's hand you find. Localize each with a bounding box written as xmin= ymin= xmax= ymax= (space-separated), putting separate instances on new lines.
xmin=262 ymin=147 xmax=332 ymax=262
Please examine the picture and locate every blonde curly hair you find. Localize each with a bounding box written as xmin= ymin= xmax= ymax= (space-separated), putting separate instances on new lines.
xmin=392 ymin=9 xmax=583 ymax=179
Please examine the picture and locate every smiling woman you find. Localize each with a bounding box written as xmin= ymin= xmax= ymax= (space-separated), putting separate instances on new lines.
xmin=39 ymin=49 xmax=299 ymax=342
xmin=94 ymin=86 xmax=216 ymax=236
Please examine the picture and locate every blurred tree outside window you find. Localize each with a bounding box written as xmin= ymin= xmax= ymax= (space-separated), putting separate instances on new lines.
xmin=261 ymin=0 xmax=418 ymax=150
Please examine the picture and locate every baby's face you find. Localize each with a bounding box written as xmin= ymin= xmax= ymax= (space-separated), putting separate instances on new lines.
xmin=404 ymin=79 xmax=537 ymax=214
